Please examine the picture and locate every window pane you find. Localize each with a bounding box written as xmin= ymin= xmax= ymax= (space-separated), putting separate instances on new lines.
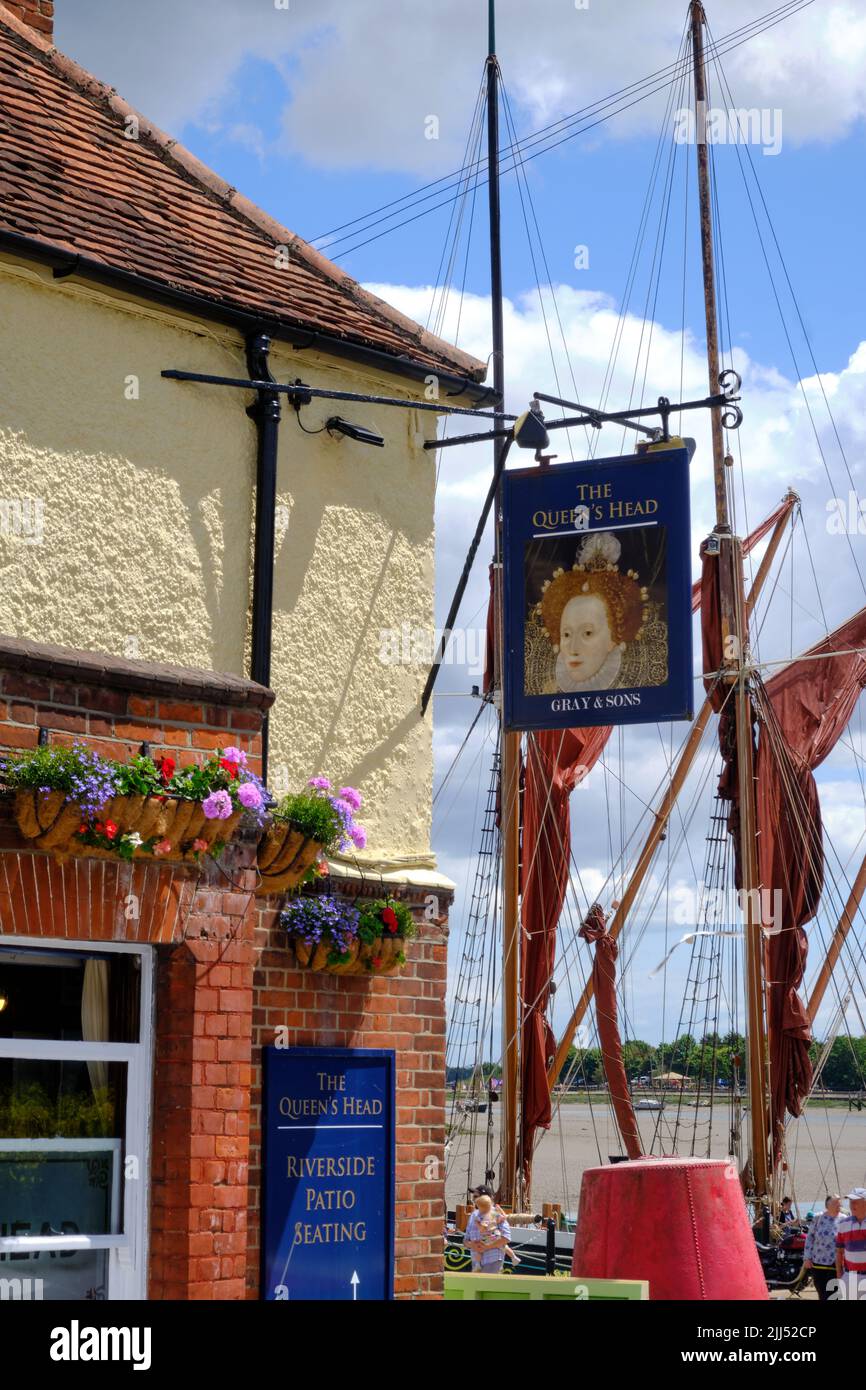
xmin=0 ymin=1246 xmax=109 ymax=1302
xmin=0 ymin=948 xmax=141 ymax=1044
xmin=0 ymin=1057 xmax=121 ymax=1139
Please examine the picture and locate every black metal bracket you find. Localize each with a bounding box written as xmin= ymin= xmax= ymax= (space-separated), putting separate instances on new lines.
xmin=162 ymin=368 xmax=509 ymax=423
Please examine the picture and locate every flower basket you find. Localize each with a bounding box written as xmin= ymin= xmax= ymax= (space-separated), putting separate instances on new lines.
xmin=13 ymin=788 xmax=243 ymax=863
xmin=256 ymin=824 xmax=324 ymax=896
xmin=282 ymin=895 xmax=414 ymax=977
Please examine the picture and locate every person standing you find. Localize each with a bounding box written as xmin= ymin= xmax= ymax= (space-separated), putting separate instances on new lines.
xmin=834 ymin=1188 xmax=866 ymax=1299
xmin=464 ymin=1194 xmax=513 ymax=1274
xmin=803 ymin=1195 xmax=842 ymax=1300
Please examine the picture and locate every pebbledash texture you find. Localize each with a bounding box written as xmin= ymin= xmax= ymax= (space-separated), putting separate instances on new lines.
xmin=0 ymin=639 xmax=451 ymax=1300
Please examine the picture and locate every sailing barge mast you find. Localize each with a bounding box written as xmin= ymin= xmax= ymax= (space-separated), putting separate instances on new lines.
xmin=489 ymin=0 xmax=776 ymax=1209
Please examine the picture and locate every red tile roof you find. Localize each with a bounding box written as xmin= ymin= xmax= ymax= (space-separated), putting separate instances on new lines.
xmin=0 ymin=4 xmax=487 ymax=383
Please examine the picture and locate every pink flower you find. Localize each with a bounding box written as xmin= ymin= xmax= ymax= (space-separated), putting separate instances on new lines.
xmin=238 ymin=781 xmax=263 ymax=810
xmin=192 ymin=838 xmax=208 ymax=853
xmin=202 ymin=789 xmax=233 ymax=820
xmin=222 ymin=745 xmax=247 ymax=767
xmin=339 ymin=787 xmax=362 ymax=811
xmin=308 ymin=776 xmax=331 ymax=790
xmin=153 ymin=839 xmax=173 ymax=857
xmin=350 ymin=824 xmax=367 ymax=850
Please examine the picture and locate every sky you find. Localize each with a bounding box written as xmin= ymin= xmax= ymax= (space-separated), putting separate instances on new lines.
xmin=54 ymin=1 xmax=866 ymax=1053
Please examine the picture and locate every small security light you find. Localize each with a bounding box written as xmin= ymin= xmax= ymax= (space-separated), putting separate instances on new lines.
xmin=325 ymin=416 xmax=385 ymax=448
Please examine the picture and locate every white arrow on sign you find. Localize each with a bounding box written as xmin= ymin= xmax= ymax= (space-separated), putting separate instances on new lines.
xmin=350 ymin=1271 xmax=360 ymax=1300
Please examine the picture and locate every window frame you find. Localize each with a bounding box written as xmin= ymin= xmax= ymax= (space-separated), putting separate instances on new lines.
xmin=0 ymin=938 xmax=154 ymax=1300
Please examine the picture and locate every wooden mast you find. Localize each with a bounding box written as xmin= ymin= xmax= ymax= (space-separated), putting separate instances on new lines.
xmin=547 ymin=495 xmax=796 ymax=1088
xmin=486 ymin=0 xmax=521 ymax=1210
xmin=690 ymin=0 xmax=769 ymax=1200
xmin=808 ymin=849 xmax=866 ymax=1023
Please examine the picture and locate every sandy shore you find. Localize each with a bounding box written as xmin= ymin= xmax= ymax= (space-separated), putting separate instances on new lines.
xmin=445 ymin=1101 xmax=866 ymax=1215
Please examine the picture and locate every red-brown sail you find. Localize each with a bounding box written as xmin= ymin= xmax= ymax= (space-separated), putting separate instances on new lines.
xmin=519 ymin=727 xmax=610 ymax=1182
xmin=757 ymin=605 xmax=866 ymax=1155
xmin=578 ymin=903 xmax=642 ymax=1159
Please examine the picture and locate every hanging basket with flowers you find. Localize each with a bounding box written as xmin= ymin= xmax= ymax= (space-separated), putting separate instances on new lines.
xmin=256 ymin=777 xmax=366 ymax=895
xmin=1 ymin=742 xmax=268 ymax=864
xmin=280 ymin=893 xmax=415 ymax=976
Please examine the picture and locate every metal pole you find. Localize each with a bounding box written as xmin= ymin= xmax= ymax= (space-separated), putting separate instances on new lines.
xmin=246 ymin=332 xmax=281 ymax=781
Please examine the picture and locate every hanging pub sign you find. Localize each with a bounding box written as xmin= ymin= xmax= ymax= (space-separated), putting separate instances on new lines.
xmin=262 ymin=1046 xmax=395 ymax=1301
xmin=502 ymin=446 xmax=693 ymax=731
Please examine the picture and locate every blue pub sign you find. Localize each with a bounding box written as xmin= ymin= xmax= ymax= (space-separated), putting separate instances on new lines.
xmin=502 ymin=447 xmax=693 ymax=732
xmin=262 ymin=1046 xmax=396 ymax=1301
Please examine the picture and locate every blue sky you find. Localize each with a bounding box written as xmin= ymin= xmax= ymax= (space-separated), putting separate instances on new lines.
xmin=55 ymin=1 xmax=866 ymax=1050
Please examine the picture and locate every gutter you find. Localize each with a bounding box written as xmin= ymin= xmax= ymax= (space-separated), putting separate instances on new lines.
xmin=0 ymin=229 xmax=496 ymax=405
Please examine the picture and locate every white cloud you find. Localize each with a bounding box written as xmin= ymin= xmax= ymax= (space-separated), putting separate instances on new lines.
xmin=399 ymin=277 xmax=866 ymax=1041
xmin=56 ymin=0 xmax=866 ymax=175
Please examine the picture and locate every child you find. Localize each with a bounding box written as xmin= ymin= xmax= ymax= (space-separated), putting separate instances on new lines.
xmin=472 ymin=1194 xmax=521 ymax=1269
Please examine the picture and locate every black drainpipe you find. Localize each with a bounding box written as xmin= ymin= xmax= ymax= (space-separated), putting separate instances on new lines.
xmin=245 ymin=331 xmax=281 ymax=783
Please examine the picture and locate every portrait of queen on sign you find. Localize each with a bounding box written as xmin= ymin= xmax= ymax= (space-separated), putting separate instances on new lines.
xmin=523 ymin=527 xmax=669 ymax=697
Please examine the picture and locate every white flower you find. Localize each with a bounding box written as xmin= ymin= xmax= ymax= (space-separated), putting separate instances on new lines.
xmin=125 ymin=832 xmax=143 ymax=848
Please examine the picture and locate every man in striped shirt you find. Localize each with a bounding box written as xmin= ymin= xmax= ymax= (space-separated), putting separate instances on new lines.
xmin=834 ymin=1188 xmax=866 ymax=1298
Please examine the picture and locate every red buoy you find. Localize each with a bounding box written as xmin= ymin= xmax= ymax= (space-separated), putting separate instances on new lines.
xmin=571 ymin=1156 xmax=768 ymax=1300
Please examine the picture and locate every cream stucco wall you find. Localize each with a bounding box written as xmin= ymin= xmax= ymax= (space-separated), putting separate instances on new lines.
xmin=0 ymin=255 xmax=450 ymax=869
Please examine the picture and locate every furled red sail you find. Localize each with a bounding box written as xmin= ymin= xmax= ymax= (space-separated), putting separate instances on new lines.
xmin=577 ymin=903 xmax=642 ymax=1159
xmin=758 ymin=606 xmax=866 ymax=1153
xmin=701 ymin=537 xmax=866 ymax=1161
xmin=519 ymin=727 xmax=610 ymax=1182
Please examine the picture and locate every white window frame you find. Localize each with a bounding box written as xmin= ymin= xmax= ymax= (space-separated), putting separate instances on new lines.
xmin=0 ymin=937 xmax=154 ymax=1300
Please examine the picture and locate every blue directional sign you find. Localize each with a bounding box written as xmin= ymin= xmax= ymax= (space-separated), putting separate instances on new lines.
xmin=262 ymin=1046 xmax=396 ymax=1301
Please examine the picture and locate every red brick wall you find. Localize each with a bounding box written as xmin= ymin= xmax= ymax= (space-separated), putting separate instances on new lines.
xmin=0 ymin=668 xmax=262 ymax=776
xmin=0 ymin=645 xmax=452 ymax=1300
xmin=246 ymin=892 xmax=450 ymax=1299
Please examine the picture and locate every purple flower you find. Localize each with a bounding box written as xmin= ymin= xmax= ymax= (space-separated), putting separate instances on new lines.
xmin=202 ymin=789 xmax=234 ymax=820
xmin=308 ymin=776 xmax=331 ymax=790
xmin=339 ymin=786 xmax=362 ymax=811
xmin=238 ymin=781 xmax=263 ymax=810
xmin=223 ymin=745 xmax=247 ymax=767
xmin=349 ymin=824 xmax=367 ymax=850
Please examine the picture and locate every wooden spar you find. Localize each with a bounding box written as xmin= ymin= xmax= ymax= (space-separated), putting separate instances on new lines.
xmin=689 ymin=1 xmax=728 ymax=529
xmin=485 ymin=0 xmax=521 ymax=1210
xmin=807 ymin=849 xmax=866 ymax=1023
xmin=691 ymin=0 xmax=769 ymax=1200
xmin=500 ymin=730 xmax=521 ymax=1206
xmin=546 ymin=497 xmax=795 ymax=1089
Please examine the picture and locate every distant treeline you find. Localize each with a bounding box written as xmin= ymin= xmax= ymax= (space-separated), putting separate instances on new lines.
xmin=448 ymin=1033 xmax=866 ymax=1092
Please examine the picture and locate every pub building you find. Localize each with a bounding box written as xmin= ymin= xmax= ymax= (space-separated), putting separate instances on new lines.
xmin=0 ymin=0 xmax=489 ymax=1300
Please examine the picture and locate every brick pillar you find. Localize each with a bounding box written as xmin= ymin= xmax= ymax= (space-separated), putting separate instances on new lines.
xmin=148 ymin=849 xmax=257 ymax=1300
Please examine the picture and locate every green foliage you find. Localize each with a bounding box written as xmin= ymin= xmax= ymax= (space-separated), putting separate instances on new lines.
xmin=0 ymin=1084 xmax=115 ymax=1138
xmin=357 ymin=897 xmax=416 ymax=942
xmin=114 ymin=756 xmax=163 ymax=797
xmin=271 ymin=790 xmax=345 ymax=853
xmin=0 ymin=743 xmax=104 ymax=793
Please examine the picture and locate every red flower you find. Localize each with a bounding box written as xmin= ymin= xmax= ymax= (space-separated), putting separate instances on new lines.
xmin=372 ymin=956 xmax=383 ymax=968
xmin=78 ymin=824 xmax=87 ymax=835
xmin=94 ymin=822 xmax=104 ymax=835
xmin=220 ymin=758 xmax=240 ymax=779
xmin=381 ymin=906 xmax=398 ymax=935
xmin=157 ymin=756 xmax=176 ymax=784
xmin=104 ymin=821 xmax=118 ymax=840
